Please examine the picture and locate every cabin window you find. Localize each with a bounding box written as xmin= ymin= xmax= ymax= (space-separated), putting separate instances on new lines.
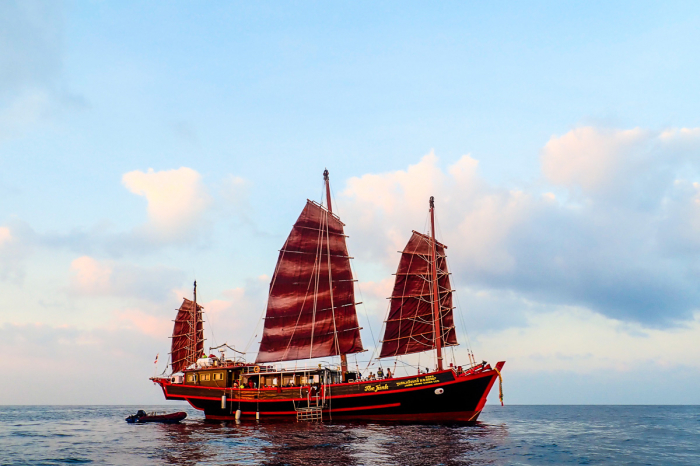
xmin=186 ymin=374 xmax=195 ymax=382
xmin=202 ymin=373 xmax=211 ymax=381
xmin=213 ymin=372 xmax=224 ymax=381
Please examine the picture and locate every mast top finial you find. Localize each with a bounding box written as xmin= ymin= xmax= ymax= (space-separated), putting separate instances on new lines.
xmin=323 ymin=168 xmax=329 ymax=181
xmin=429 ymin=196 xmax=435 ymax=208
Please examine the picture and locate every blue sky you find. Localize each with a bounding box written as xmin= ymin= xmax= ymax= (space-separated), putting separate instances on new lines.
xmin=2 ymin=1 xmax=700 ymax=404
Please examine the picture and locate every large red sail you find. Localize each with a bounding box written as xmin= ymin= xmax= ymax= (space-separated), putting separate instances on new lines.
xmin=170 ymin=298 xmax=204 ymax=373
xmin=256 ymin=200 xmax=364 ymax=363
xmin=379 ymin=231 xmax=458 ymax=358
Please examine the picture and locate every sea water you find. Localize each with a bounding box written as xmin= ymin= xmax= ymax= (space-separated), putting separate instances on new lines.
xmin=0 ymin=405 xmax=698 ymax=465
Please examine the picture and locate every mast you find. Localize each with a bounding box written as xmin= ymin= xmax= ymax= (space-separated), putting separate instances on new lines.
xmin=192 ymin=280 xmax=198 ymax=363
xmin=429 ymin=196 xmax=443 ymax=371
xmin=324 ymin=168 xmax=349 ymax=379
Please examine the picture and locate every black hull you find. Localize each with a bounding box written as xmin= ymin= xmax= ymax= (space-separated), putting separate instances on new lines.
xmin=154 ymin=365 xmax=504 ymax=423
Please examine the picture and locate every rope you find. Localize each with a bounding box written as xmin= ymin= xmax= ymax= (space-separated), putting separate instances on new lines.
xmin=494 ymin=367 xmax=504 ymax=406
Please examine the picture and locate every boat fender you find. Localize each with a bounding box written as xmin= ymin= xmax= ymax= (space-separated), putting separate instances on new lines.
xmin=235 ymin=409 xmax=241 ymax=420
xmin=221 ymin=394 xmax=227 ymax=409
xmin=434 ymin=388 xmax=444 ymax=395
xmin=256 ymin=411 xmax=260 ymax=421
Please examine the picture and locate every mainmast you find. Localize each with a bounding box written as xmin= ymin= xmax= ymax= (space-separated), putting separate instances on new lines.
xmin=324 ymin=169 xmax=349 ymax=379
xmin=429 ymin=196 xmax=444 ymax=371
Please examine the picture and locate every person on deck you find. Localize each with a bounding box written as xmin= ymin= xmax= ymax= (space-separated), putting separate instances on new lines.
xmin=377 ymin=367 xmax=384 ymax=378
xmin=369 ymin=372 xmax=375 ymax=380
xmin=386 ymin=369 xmax=392 ymax=379
xmin=247 ymin=380 xmax=255 ymax=389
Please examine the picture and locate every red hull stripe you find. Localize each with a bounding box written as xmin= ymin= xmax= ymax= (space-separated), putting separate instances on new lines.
xmin=329 ymin=402 xmax=400 ymax=413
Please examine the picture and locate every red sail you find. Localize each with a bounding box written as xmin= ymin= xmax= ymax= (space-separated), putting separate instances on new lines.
xmin=170 ymin=298 xmax=204 ymax=373
xmin=379 ymin=231 xmax=458 ymax=358
xmin=256 ymin=200 xmax=364 ymax=363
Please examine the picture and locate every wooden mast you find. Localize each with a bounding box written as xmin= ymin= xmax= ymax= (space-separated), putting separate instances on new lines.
xmin=429 ymin=196 xmax=444 ymax=371
xmin=324 ymin=168 xmax=348 ymax=379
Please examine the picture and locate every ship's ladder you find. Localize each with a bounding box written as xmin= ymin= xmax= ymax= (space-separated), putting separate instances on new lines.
xmin=294 ymin=384 xmax=325 ymax=421
xmin=295 ymin=406 xmax=323 ymax=421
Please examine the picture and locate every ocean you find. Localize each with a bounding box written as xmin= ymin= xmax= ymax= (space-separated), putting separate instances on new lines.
xmin=0 ymin=405 xmax=698 ymax=465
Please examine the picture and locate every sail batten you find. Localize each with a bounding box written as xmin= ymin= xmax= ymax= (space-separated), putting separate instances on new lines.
xmin=379 ymin=231 xmax=458 ymax=359
xmin=256 ymin=200 xmax=364 ymax=364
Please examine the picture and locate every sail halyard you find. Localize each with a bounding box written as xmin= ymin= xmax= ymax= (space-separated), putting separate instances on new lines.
xmin=256 ymin=185 xmax=364 ymax=364
xmin=379 ymin=198 xmax=458 ymax=361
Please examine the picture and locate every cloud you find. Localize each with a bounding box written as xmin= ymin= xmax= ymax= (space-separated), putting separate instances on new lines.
xmin=0 ymin=322 xmax=169 ymax=404
xmin=0 ymin=168 xmax=250 ymax=272
xmin=541 ymin=126 xmax=700 ymax=209
xmin=340 ymin=129 xmax=700 ymax=326
xmin=474 ymin=307 xmax=700 ymax=374
xmin=0 ymin=89 xmax=52 ymax=140
xmin=114 ymin=308 xmax=173 ymax=340
xmin=188 ymin=275 xmax=271 ymax=355
xmin=0 ymin=223 xmax=33 ymax=282
xmin=0 ymin=1 xmax=87 ymax=143
xmin=122 ymin=167 xmax=212 ymax=243
xmin=69 ymin=255 xmax=185 ymax=301
xmin=0 ymin=227 xmax=11 ymax=245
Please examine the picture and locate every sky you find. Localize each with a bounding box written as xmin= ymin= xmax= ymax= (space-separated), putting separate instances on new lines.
xmin=2 ymin=0 xmax=700 ymax=405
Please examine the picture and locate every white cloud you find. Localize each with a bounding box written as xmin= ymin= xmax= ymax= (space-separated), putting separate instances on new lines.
xmin=0 ymin=322 xmax=168 ymax=404
xmin=0 ymin=226 xmax=11 ymax=246
xmin=114 ymin=308 xmax=173 ymax=340
xmin=339 ymin=129 xmax=700 ymax=326
xmin=69 ymin=255 xmax=184 ymax=301
xmin=342 ymin=152 xmax=535 ymax=277
xmin=474 ymin=308 xmax=700 ymax=374
xmin=541 ymin=127 xmax=651 ymax=195
xmin=0 ymin=89 xmax=52 ymax=141
xmin=70 ymin=256 xmax=112 ymax=294
xmin=0 ymin=223 xmax=33 ymax=282
xmin=122 ymin=167 xmax=212 ymax=242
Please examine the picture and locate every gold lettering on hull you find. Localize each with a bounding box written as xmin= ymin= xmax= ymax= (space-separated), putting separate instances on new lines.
xmin=363 ymin=383 xmax=389 ymax=393
xmin=396 ymin=375 xmax=439 ymax=388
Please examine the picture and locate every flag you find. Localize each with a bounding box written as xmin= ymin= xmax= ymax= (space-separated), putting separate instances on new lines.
xmin=154 ymin=353 xmax=159 ymax=364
